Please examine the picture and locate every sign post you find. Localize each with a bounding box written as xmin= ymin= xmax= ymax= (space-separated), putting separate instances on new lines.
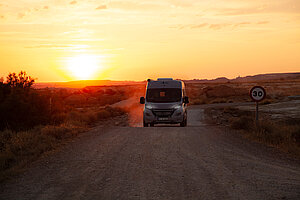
xmin=250 ymin=86 xmax=266 ymax=126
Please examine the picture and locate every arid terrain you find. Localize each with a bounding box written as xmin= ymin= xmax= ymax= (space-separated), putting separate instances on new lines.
xmin=1 ymin=105 xmax=300 ymax=200
xmin=1 ymin=73 xmax=300 ymax=199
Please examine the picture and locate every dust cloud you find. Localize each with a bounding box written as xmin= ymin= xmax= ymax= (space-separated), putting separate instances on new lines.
xmin=112 ymin=97 xmax=144 ymax=127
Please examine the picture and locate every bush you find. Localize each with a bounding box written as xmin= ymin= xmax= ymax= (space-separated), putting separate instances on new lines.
xmin=0 ymin=128 xmax=55 ymax=172
xmin=104 ymin=106 xmax=125 ymax=116
xmin=0 ymin=130 xmax=13 ymax=152
xmin=85 ymin=111 xmax=98 ymax=125
xmin=230 ymin=116 xmax=253 ymax=130
xmin=0 ymin=124 xmax=81 ymax=178
xmin=7 ymin=129 xmax=54 ymax=157
xmin=97 ymin=110 xmax=111 ymax=119
xmin=51 ymin=112 xmax=67 ymax=125
xmin=64 ymin=106 xmax=124 ymax=127
xmin=0 ymin=72 xmax=50 ymax=131
xmin=205 ymin=106 xmax=300 ymax=156
xmin=41 ymin=125 xmax=73 ymax=140
xmin=255 ymin=120 xmax=300 ymax=147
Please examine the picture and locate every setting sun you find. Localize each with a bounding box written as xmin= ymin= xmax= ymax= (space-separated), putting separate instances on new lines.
xmin=66 ymin=54 xmax=101 ymax=80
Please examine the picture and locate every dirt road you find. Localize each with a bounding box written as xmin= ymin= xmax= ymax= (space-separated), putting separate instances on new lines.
xmin=1 ymin=106 xmax=300 ymax=200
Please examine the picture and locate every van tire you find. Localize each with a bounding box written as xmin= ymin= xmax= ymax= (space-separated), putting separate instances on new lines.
xmin=143 ymin=122 xmax=148 ymax=127
xmin=180 ymin=117 xmax=187 ymax=127
xmin=150 ymin=123 xmax=154 ymax=127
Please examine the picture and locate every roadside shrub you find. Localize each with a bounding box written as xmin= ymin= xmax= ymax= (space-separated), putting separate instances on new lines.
xmin=105 ymin=88 xmax=116 ymax=95
xmin=223 ymin=106 xmax=251 ymax=116
xmin=0 ymin=90 xmax=50 ymax=131
xmin=65 ymin=107 xmax=123 ymax=126
xmin=223 ymin=107 xmax=239 ymax=114
xmin=283 ymin=119 xmax=300 ymax=144
xmin=51 ymin=112 xmax=67 ymax=125
xmin=0 ymin=128 xmax=55 ymax=172
xmin=230 ymin=116 xmax=253 ymax=130
xmin=255 ymin=120 xmax=294 ymax=146
xmin=85 ymin=111 xmax=98 ymax=125
xmin=41 ymin=125 xmax=73 ymax=140
xmin=105 ymin=106 xmax=125 ymax=116
xmin=0 ymin=123 xmax=83 ymax=177
xmin=7 ymin=129 xmax=54 ymax=157
xmin=97 ymin=110 xmax=111 ymax=119
xmin=66 ymin=110 xmax=84 ymax=125
xmin=0 ymin=129 xmax=13 ymax=152
xmin=0 ymin=72 xmax=51 ymax=131
xmin=205 ymin=106 xmax=300 ymax=156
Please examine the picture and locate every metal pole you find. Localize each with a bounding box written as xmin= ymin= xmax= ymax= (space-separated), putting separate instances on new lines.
xmin=256 ymin=101 xmax=259 ymax=126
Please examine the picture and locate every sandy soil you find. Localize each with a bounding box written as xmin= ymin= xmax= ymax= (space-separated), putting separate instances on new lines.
xmin=0 ymin=106 xmax=300 ymax=200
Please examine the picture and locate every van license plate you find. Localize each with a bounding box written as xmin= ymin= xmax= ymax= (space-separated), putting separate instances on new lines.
xmin=158 ymin=117 xmax=169 ymax=121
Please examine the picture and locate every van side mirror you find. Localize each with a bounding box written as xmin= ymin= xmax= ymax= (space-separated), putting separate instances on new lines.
xmin=140 ymin=97 xmax=145 ymax=104
xmin=183 ymin=96 xmax=189 ymax=104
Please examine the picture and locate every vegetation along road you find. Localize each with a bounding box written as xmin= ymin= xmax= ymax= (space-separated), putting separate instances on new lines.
xmin=1 ymin=106 xmax=300 ymax=200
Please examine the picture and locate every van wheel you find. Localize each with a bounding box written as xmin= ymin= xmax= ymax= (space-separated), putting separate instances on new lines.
xmin=143 ymin=122 xmax=148 ymax=127
xmin=180 ymin=117 xmax=187 ymax=127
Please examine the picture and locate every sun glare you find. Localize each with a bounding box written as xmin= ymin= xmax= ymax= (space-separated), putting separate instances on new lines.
xmin=66 ymin=54 xmax=101 ymax=80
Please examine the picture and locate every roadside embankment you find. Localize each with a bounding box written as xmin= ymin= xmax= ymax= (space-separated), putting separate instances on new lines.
xmin=0 ymin=106 xmax=127 ymax=182
xmin=204 ymin=102 xmax=300 ymax=157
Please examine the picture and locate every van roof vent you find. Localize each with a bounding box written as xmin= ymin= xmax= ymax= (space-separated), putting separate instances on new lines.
xmin=157 ymin=78 xmax=173 ymax=81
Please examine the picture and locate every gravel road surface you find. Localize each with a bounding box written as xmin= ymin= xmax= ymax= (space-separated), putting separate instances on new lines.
xmin=1 ymin=106 xmax=299 ymax=200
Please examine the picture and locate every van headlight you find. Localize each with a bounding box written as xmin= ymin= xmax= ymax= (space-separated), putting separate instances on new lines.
xmin=173 ymin=105 xmax=182 ymax=110
xmin=145 ymin=105 xmax=153 ymax=110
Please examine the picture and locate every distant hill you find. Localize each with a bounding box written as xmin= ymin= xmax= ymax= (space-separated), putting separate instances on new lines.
xmin=185 ymin=72 xmax=300 ymax=84
xmin=34 ymin=80 xmax=144 ymax=89
xmin=34 ymin=72 xmax=300 ymax=89
xmin=231 ymin=72 xmax=300 ymax=82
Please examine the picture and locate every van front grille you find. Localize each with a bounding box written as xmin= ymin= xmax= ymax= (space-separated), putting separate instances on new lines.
xmin=152 ymin=109 xmax=174 ymax=117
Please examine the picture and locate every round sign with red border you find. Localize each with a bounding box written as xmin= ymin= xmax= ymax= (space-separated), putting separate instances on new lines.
xmin=250 ymin=86 xmax=266 ymax=102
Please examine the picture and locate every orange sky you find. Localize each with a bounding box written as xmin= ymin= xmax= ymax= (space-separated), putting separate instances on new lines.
xmin=0 ymin=0 xmax=300 ymax=82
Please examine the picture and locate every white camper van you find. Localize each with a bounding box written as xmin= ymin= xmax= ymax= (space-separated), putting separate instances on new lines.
xmin=140 ymin=78 xmax=189 ymax=127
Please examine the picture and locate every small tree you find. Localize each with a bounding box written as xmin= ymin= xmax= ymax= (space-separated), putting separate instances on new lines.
xmin=6 ymin=71 xmax=35 ymax=89
xmin=0 ymin=71 xmax=50 ymax=131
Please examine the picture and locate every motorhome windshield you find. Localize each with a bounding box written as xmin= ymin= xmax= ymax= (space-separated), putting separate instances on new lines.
xmin=146 ymin=88 xmax=182 ymax=103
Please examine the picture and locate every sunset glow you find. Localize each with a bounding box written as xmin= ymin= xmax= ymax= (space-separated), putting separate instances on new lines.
xmin=0 ymin=0 xmax=299 ymax=81
xmin=66 ymin=54 xmax=101 ymax=80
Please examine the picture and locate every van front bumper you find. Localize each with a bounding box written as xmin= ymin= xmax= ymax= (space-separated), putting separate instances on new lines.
xmin=143 ymin=108 xmax=184 ymax=124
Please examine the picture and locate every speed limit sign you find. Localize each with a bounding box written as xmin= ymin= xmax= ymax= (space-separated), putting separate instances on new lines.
xmin=250 ymin=86 xmax=266 ymax=102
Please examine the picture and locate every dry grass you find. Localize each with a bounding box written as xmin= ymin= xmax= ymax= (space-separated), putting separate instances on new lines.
xmin=0 ymin=106 xmax=126 ymax=182
xmin=253 ymin=119 xmax=300 ymax=155
xmin=0 ymin=128 xmax=56 ymax=181
xmin=205 ymin=106 xmax=300 ymax=157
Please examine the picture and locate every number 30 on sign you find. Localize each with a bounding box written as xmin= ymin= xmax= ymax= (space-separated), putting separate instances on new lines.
xmin=250 ymin=86 xmax=266 ymax=102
